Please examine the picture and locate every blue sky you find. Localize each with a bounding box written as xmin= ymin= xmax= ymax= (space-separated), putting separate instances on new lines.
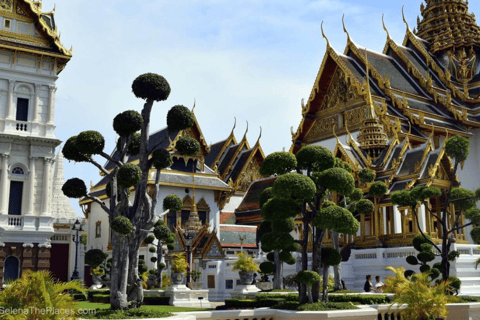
xmin=45 ymin=0 xmax=480 ymax=215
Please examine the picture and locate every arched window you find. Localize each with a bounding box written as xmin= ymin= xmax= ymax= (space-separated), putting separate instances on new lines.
xmin=11 ymin=167 xmax=24 ymax=175
xmin=4 ymin=256 xmax=19 ymax=282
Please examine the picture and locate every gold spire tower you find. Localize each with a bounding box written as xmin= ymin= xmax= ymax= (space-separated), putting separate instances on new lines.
xmin=184 ymin=167 xmax=202 ymax=234
xmin=356 ymin=51 xmax=389 ymax=162
xmin=416 ymin=0 xmax=480 ymax=54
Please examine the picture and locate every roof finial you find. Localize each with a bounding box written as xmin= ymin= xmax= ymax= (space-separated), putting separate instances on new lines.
xmin=402 ymin=5 xmax=410 ymax=31
xmin=342 ymin=14 xmax=351 ymax=42
xmin=345 ymin=120 xmax=353 ymax=145
xmin=192 ymin=98 xmax=196 ymax=113
xmin=291 ymin=126 xmax=296 ymax=138
xmin=363 ymin=49 xmax=376 ymax=120
xmin=244 ymin=121 xmax=249 ymax=138
xmin=256 ymin=127 xmax=262 ymax=145
xmin=333 ymin=124 xmax=340 ymax=144
xmin=321 ymin=21 xmax=331 ymax=48
xmin=382 ymin=14 xmax=391 ymax=39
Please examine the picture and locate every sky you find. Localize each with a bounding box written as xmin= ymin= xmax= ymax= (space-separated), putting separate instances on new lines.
xmin=45 ymin=0 xmax=480 ymax=216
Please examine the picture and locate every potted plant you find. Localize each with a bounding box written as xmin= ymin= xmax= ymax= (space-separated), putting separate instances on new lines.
xmin=232 ymin=252 xmax=260 ymax=285
xmin=170 ymin=253 xmax=188 ymax=285
xmin=385 ymin=266 xmax=457 ymax=320
xmin=187 ymin=270 xmax=203 ymax=290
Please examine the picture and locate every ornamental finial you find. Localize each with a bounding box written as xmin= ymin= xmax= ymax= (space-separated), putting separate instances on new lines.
xmin=321 ymin=21 xmax=331 ymax=48
xmin=402 ymin=5 xmax=410 ymax=31
xmin=342 ymin=14 xmax=351 ymax=42
xmin=382 ymin=14 xmax=391 ymax=39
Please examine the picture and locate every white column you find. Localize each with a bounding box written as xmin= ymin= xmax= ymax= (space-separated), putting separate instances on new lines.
xmin=393 ymin=205 xmax=402 ymax=234
xmin=383 ymin=207 xmax=387 ymax=234
xmin=26 ymin=157 xmax=36 ymax=215
xmin=33 ymin=84 xmax=41 ymax=122
xmin=6 ymin=80 xmax=15 ymax=120
xmin=0 ymin=155 xmax=9 ymax=214
xmin=41 ymin=157 xmax=53 ymax=216
xmin=418 ymin=204 xmax=427 ymax=232
xmin=47 ymin=86 xmax=56 ymax=125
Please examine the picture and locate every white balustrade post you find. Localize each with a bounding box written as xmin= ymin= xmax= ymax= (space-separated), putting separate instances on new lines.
xmin=6 ymin=80 xmax=15 ymax=120
xmin=393 ymin=205 xmax=402 ymax=234
xmin=418 ymin=204 xmax=427 ymax=232
xmin=41 ymin=157 xmax=53 ymax=215
xmin=26 ymin=157 xmax=36 ymax=215
xmin=0 ymin=154 xmax=9 ymax=215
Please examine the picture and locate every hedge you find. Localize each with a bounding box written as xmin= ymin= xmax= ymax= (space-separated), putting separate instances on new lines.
xmin=328 ymin=294 xmax=390 ymax=304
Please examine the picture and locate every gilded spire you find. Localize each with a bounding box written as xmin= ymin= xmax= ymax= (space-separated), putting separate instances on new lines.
xmin=416 ymin=0 xmax=480 ymax=54
xmin=356 ymin=50 xmax=389 ymax=163
xmin=184 ymin=167 xmax=202 ymax=234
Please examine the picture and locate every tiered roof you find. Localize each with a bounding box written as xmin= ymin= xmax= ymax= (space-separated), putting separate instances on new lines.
xmin=291 ymin=1 xmax=480 ymax=154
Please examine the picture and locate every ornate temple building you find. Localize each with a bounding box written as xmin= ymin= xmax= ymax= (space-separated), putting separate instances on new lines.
xmin=288 ymin=0 xmax=480 ymax=293
xmin=82 ymin=113 xmax=265 ymax=298
xmin=0 ymin=0 xmax=83 ymax=285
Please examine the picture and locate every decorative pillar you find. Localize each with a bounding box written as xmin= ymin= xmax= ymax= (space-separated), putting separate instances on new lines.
xmin=0 ymin=155 xmax=9 ymax=215
xmin=22 ymin=243 xmax=35 ymax=271
xmin=47 ymin=86 xmax=56 ymax=125
xmin=360 ymin=214 xmax=366 ymax=240
xmin=26 ymin=157 xmax=36 ymax=215
xmin=381 ymin=207 xmax=386 ymax=236
xmin=41 ymin=158 xmax=53 ymax=215
xmin=418 ymin=204 xmax=427 ymax=233
xmin=393 ymin=205 xmax=402 ymax=234
xmin=37 ymin=245 xmax=51 ymax=271
xmin=6 ymin=80 xmax=15 ymax=120
xmin=33 ymin=84 xmax=41 ymax=122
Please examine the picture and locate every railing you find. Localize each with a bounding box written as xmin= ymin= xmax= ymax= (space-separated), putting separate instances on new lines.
xmin=51 ymin=234 xmax=68 ymax=241
xmin=8 ymin=216 xmax=23 ymax=227
xmin=354 ymin=253 xmax=377 ymax=260
xmin=383 ymin=251 xmax=416 ymax=259
xmin=15 ymin=121 xmax=28 ymax=132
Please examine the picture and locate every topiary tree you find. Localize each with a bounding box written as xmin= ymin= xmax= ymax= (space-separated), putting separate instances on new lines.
xmin=391 ymin=135 xmax=480 ymax=281
xmin=62 ymin=73 xmax=198 ymax=310
xmin=405 ymin=234 xmax=442 ymax=282
xmin=320 ymin=247 xmax=341 ymax=302
xmin=296 ymin=270 xmax=321 ymax=303
xmin=152 ymin=218 xmax=176 ymax=288
xmin=260 ymin=148 xmax=359 ymax=303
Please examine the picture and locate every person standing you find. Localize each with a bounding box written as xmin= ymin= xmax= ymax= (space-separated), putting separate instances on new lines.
xmin=364 ymin=275 xmax=373 ymax=292
xmin=374 ymin=275 xmax=384 ymax=293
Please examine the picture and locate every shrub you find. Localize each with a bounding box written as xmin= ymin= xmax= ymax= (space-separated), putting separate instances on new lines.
xmin=152 ymin=149 xmax=173 ymax=169
xmin=296 ymin=270 xmax=321 ymax=286
xmin=175 ymin=136 xmax=200 ymax=156
xmin=126 ymin=132 xmax=141 ymax=155
xmin=224 ymin=299 xmax=257 ymax=308
xmin=272 ymin=218 xmax=295 ymax=233
xmin=260 ymin=152 xmax=297 ymax=176
xmin=369 ymin=181 xmax=388 ymax=196
xmin=63 ymin=136 xmax=90 ymax=162
xmin=166 ymin=105 xmax=195 ymax=132
xmin=232 ymin=252 xmax=260 ymax=272
xmin=259 ymin=261 xmax=275 ymax=274
xmin=62 ymin=178 xmax=87 ymax=198
xmin=261 ymin=198 xmax=300 ymax=221
xmin=76 ymin=130 xmax=105 ymax=154
xmin=312 ymin=168 xmax=355 ymax=196
xmin=351 ymin=188 xmax=363 ymax=201
xmin=450 ymin=187 xmax=476 ymax=211
xmin=328 ymin=294 xmax=390 ymax=304
xmin=149 ymin=247 xmax=156 ymax=253
xmin=297 ymin=302 xmax=359 ymax=311
xmin=144 ymin=235 xmax=155 ymax=244
xmin=113 ymin=110 xmax=143 ymax=136
xmin=313 ymin=205 xmax=360 ymax=235
xmin=356 ymin=199 xmax=374 ymax=214
xmin=163 ymin=194 xmax=183 ymax=211
xmin=391 ymin=190 xmax=417 ymax=209
xmin=111 ymin=216 xmax=133 ymax=235
xmin=272 ymin=173 xmax=316 ymax=200
xmin=445 ymin=135 xmax=470 ymax=163
xmin=142 ymin=296 xmax=170 ymax=305
xmin=171 ymin=253 xmax=188 ymax=273
xmin=153 ymin=225 xmax=170 ymax=240
xmin=296 ymin=145 xmax=335 ymax=172
xmin=85 ymin=249 xmax=107 ymax=268
xmin=117 ymin=163 xmax=142 ymax=188
xmin=259 ymin=187 xmax=274 ymax=208
xmin=359 ymin=168 xmax=375 ymax=183
xmin=321 ymin=247 xmax=341 ymax=266
xmin=132 ymin=73 xmax=171 ymax=102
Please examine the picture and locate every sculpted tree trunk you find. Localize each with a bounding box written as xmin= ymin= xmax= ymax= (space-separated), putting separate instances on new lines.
xmin=157 ymin=243 xmax=164 ymax=288
xmin=331 ymin=231 xmax=342 ymax=291
xmin=110 ymin=233 xmax=129 ymax=310
xmin=273 ymin=251 xmax=283 ymax=290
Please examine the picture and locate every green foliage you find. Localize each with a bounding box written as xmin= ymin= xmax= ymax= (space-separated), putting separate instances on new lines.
xmin=152 ymin=149 xmax=173 ymax=169
xmin=369 ymin=181 xmax=387 ymax=196
xmin=321 ymin=247 xmax=341 ymax=266
xmin=158 ymin=262 xmax=166 ymax=269
xmin=261 ymin=198 xmax=300 ymax=221
xmin=113 ymin=110 xmax=143 ymax=137
xmin=272 ymin=218 xmax=295 ymax=233
xmin=126 ymin=132 xmax=141 ymax=156
xmin=166 ymin=105 xmax=195 ymax=132
xmin=163 ymin=194 xmax=183 ymax=211
xmin=175 ymin=136 xmax=200 ymax=156
xmin=391 ymin=190 xmax=417 ymax=208
xmin=327 ymin=294 xmax=390 ymax=305
xmin=350 ymin=188 xmax=363 ymax=201
xmin=111 ymin=216 xmax=133 ymax=235
xmin=420 ymin=264 xmax=431 ymax=273
xmin=232 ymin=252 xmax=260 ymax=272
xmin=260 ymin=152 xmax=297 ymax=176
xmin=466 ymin=208 xmax=480 ymax=225
xmin=149 ymin=246 xmax=156 ymax=253
xmin=117 ymin=163 xmax=142 ymax=188
xmin=154 ymin=225 xmax=171 ymax=241
xmin=85 ymin=249 xmax=107 ymax=268
xmin=272 ymin=173 xmax=316 ymax=201
xmin=417 ymin=250 xmax=435 ymax=263
xmin=259 ymin=261 xmax=275 ymax=275
xmin=150 ymin=257 xmax=157 ymax=263
xmin=334 ymin=158 xmax=352 ymax=172
xmin=76 ymin=130 xmax=105 ymax=155
xmin=406 ymin=255 xmax=418 ymax=265
xmin=105 ymin=181 xmax=130 ymax=198
xmin=258 ymin=221 xmax=272 ymax=236
xmin=62 ymin=178 xmax=87 ymax=198
xmin=296 ymin=302 xmax=359 ymax=311
xmin=296 ymin=145 xmax=335 ymax=172
xmin=266 ymin=252 xmax=274 ymax=262
xmin=171 ymin=253 xmax=188 ymax=273
xmin=144 ymin=235 xmax=155 ymax=244
xmin=430 ymin=267 xmax=441 ymax=280
xmin=132 ymin=73 xmax=171 ymax=101
xmin=279 ymin=251 xmax=294 ymax=262
xmin=450 ymin=187 xmax=476 ymax=211
xmin=471 ymin=226 xmax=480 ymax=243
xmin=296 ymin=270 xmax=321 ymax=286
xmin=63 ymin=136 xmax=91 ymax=162
xmin=445 ymin=135 xmax=470 ymax=163
xmin=359 ymin=168 xmax=376 ymax=183
xmin=81 ymin=307 xmax=172 ymax=319
xmin=261 ymin=232 xmax=296 ymax=252
xmin=313 ymin=205 xmax=360 ymax=235
xmin=420 ymin=186 xmax=442 ymax=199
xmin=259 ymin=187 xmax=273 ymax=208
xmin=447 ymin=250 xmax=460 ymax=262
xmin=355 ymin=199 xmax=374 ymax=214
xmin=312 ymin=168 xmax=355 ymax=196
xmin=413 ymin=234 xmax=432 ymax=252
xmin=0 ymin=270 xmax=85 ymax=319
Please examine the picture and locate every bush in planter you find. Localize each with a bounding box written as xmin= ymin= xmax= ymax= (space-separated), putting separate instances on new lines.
xmin=171 ymin=253 xmax=188 ymax=274
xmin=232 ymin=252 xmax=260 ymax=272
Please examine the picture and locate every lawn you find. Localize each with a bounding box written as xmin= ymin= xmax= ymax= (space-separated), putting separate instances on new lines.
xmin=76 ymin=301 xmax=213 ymax=319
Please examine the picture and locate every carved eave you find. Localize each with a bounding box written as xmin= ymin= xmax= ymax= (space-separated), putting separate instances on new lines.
xmin=211 ymin=132 xmax=237 ymax=172
xmin=221 ymin=133 xmax=250 ymax=180
xmin=231 ymin=142 xmax=266 ymax=192
xmin=333 ymin=142 xmax=361 ymax=172
xmin=201 ymin=230 xmax=225 ymax=259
